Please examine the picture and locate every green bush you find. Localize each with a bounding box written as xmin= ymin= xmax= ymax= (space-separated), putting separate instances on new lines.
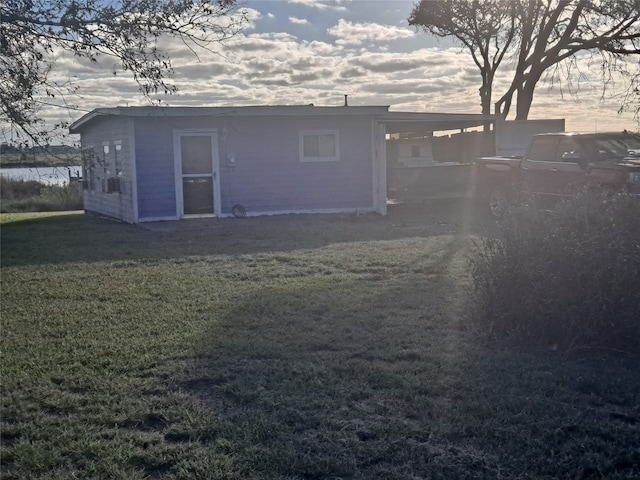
xmin=469 ymin=189 xmax=640 ymax=353
xmin=0 ymin=178 xmax=83 ymax=213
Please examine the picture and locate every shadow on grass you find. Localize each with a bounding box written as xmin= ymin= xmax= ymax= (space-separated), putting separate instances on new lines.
xmin=1 ymin=199 xmax=496 ymax=268
xmin=181 ymin=259 xmax=640 ymax=479
xmin=181 ymin=238 xmax=490 ymax=479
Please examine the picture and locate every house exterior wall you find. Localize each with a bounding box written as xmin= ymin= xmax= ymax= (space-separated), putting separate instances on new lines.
xmin=133 ymin=114 xmax=376 ymax=220
xmin=219 ymin=115 xmax=374 ymax=215
xmin=79 ymin=116 xmax=136 ymax=223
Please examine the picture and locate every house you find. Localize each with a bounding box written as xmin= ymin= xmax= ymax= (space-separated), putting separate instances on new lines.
xmin=69 ymin=105 xmax=496 ymax=223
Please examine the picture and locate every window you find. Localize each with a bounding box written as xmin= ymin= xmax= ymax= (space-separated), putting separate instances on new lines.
xmin=527 ymin=137 xmax=559 ymax=162
xmin=114 ymin=142 xmax=123 ymax=176
xmin=101 ymin=144 xmax=111 ymax=192
xmin=102 ymin=144 xmax=110 ymax=170
xmin=82 ymin=143 xmax=123 ymax=193
xmin=556 ymin=138 xmax=581 ymax=162
xmin=299 ymin=130 xmax=339 ymax=162
xmin=411 ymin=145 xmax=420 ymax=158
xmin=82 ymin=147 xmax=96 ymax=191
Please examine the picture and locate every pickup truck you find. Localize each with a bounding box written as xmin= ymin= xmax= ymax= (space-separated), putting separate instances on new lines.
xmin=475 ymin=131 xmax=640 ymax=217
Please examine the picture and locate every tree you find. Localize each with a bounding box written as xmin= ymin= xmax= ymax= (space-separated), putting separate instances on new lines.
xmin=408 ymin=0 xmax=518 ymax=116
xmin=409 ymin=0 xmax=640 ymax=121
xmin=619 ymin=73 xmax=640 ymax=119
xmin=1 ymin=0 xmax=248 ymax=145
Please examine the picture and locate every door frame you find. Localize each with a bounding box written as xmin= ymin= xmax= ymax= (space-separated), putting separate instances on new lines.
xmin=373 ymin=121 xmax=387 ymax=215
xmin=173 ymin=129 xmax=221 ymax=218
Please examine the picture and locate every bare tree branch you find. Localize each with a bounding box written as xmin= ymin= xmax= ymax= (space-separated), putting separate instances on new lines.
xmin=1 ymin=0 xmax=248 ymax=147
xmin=410 ymin=0 xmax=640 ymax=122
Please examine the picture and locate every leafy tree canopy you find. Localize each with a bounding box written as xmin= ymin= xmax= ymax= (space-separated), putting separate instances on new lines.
xmin=1 ymin=0 xmax=248 ymax=146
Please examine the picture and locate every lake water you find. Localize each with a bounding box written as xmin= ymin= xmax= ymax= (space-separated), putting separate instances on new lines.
xmin=0 ymin=166 xmax=82 ymax=185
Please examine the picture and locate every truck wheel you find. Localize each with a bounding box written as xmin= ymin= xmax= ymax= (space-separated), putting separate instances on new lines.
xmin=488 ymin=186 xmax=508 ymax=218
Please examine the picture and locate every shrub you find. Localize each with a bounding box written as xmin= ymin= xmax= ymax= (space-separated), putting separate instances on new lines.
xmin=40 ymin=182 xmax=84 ymax=211
xmin=0 ymin=177 xmax=44 ymax=200
xmin=0 ymin=178 xmax=83 ymax=213
xmin=468 ymin=189 xmax=640 ymax=353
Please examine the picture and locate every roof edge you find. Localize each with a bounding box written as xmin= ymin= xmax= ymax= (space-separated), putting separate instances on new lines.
xmin=69 ymin=105 xmax=392 ymax=133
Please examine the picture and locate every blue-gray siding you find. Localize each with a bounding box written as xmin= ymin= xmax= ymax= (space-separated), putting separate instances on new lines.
xmin=133 ymin=115 xmax=375 ymax=219
xmin=79 ymin=116 xmax=135 ymax=222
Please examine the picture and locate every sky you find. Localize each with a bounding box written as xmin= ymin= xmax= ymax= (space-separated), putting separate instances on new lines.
xmin=7 ymin=0 xmax=640 ymax=144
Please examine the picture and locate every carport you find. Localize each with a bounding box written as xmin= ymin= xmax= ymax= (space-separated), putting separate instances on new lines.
xmin=375 ymin=112 xmax=498 ymax=208
xmin=378 ymin=111 xmax=497 ymax=136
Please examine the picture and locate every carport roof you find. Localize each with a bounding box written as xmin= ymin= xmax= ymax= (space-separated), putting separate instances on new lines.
xmin=379 ymin=111 xmax=497 ymax=134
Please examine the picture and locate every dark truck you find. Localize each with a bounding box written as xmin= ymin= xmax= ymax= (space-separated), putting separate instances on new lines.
xmin=475 ymin=131 xmax=640 ymax=217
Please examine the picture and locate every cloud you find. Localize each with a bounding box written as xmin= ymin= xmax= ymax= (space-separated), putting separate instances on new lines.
xmin=289 ymin=17 xmax=310 ymax=25
xmin=327 ymin=19 xmax=414 ymax=46
xmin=352 ymin=57 xmax=421 ymax=74
xmin=240 ymin=7 xmax=262 ymax=25
xmin=306 ymin=40 xmax=336 ymax=55
xmin=50 ymin=58 xmax=107 ymax=77
xmin=290 ymin=72 xmax=324 ymax=82
xmin=229 ymin=38 xmax=284 ymax=53
xmin=339 ymin=67 xmax=366 ymax=79
xmin=349 ymin=50 xmax=458 ymax=75
xmin=361 ymin=79 xmax=455 ymax=96
xmin=289 ymin=56 xmax=335 ymax=70
xmin=288 ymin=0 xmax=347 ymax=11
xmin=174 ymin=63 xmax=242 ymax=78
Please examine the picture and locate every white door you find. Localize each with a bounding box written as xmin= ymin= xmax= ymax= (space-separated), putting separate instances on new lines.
xmin=175 ymin=131 xmax=220 ymax=217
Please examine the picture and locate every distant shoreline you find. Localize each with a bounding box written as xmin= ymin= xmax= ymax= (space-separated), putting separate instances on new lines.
xmin=1 ymin=162 xmax=82 ymax=168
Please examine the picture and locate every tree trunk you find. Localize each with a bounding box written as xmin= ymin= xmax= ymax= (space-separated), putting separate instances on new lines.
xmin=480 ymin=77 xmax=492 ymax=115
xmin=480 ymin=71 xmax=493 ymax=131
xmin=515 ymin=69 xmax=543 ymax=120
xmin=515 ymin=86 xmax=534 ymax=120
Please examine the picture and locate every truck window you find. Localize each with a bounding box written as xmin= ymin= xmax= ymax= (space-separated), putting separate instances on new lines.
xmin=527 ymin=137 xmax=560 ymax=162
xmin=556 ymin=138 xmax=581 ymax=162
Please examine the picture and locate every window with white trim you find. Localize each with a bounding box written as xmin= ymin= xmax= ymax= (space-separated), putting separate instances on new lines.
xmin=101 ymin=143 xmax=111 ymax=193
xmin=299 ymin=130 xmax=340 ymax=162
xmin=102 ymin=143 xmax=110 ymax=171
xmin=114 ymin=142 xmax=123 ymax=176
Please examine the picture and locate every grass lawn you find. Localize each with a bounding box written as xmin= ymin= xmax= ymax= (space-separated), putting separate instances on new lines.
xmin=1 ymin=207 xmax=639 ymax=479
